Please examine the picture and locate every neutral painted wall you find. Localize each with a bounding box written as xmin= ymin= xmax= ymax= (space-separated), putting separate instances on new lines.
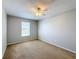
xmin=38 ymin=9 xmax=76 ymax=53
xmin=7 ymin=16 xmax=38 ymax=45
xmin=2 ymin=8 xmax=7 ymax=56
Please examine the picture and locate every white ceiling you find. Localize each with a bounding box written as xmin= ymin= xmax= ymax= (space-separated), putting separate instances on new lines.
xmin=3 ymin=0 xmax=76 ymax=20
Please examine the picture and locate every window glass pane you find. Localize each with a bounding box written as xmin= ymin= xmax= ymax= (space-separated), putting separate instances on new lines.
xmin=21 ymin=22 xmax=30 ymax=36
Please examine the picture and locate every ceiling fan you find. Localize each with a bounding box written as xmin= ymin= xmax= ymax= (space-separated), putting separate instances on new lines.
xmin=30 ymin=0 xmax=54 ymax=16
xmin=32 ymin=4 xmax=48 ymax=16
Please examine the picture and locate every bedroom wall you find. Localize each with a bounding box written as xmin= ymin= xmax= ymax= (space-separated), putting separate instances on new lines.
xmin=38 ymin=9 xmax=76 ymax=53
xmin=2 ymin=8 xmax=7 ymax=56
xmin=7 ymin=16 xmax=38 ymax=45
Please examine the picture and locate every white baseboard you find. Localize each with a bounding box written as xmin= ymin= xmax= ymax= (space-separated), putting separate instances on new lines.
xmin=40 ymin=39 xmax=76 ymax=54
xmin=8 ymin=39 xmax=76 ymax=54
xmin=2 ymin=45 xmax=7 ymax=58
xmin=7 ymin=39 xmax=36 ymax=45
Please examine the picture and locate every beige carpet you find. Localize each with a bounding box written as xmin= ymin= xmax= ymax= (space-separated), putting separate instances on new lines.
xmin=3 ymin=40 xmax=76 ymax=59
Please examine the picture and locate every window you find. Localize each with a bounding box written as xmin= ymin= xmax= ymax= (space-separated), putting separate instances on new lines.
xmin=21 ymin=22 xmax=30 ymax=36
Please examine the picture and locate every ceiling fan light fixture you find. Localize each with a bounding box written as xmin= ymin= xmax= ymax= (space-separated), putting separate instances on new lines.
xmin=35 ymin=7 xmax=43 ymax=16
xmin=32 ymin=4 xmax=47 ymax=16
xmin=36 ymin=12 xmax=43 ymax=16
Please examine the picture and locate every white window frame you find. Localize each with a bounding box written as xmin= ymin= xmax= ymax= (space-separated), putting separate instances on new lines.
xmin=21 ymin=22 xmax=30 ymax=37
